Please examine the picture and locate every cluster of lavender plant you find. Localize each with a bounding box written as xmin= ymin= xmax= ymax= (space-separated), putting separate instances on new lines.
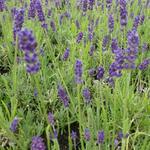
xmin=0 ymin=0 xmax=150 ymax=150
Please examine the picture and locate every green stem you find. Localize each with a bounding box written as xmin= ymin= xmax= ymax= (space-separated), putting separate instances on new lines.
xmin=77 ymin=84 xmax=84 ymax=150
xmin=67 ymin=109 xmax=72 ymax=150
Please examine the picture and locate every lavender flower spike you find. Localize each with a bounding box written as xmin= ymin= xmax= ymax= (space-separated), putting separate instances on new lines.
xmin=83 ymin=88 xmax=91 ymax=104
xmin=10 ymin=117 xmax=19 ymax=133
xmin=18 ymin=28 xmax=40 ymax=74
xmin=58 ymin=85 xmax=69 ymax=107
xmin=139 ymin=59 xmax=150 ymax=70
xmin=97 ymin=131 xmax=104 ymax=144
xmin=76 ymin=32 xmax=83 ymax=43
xmin=35 ymin=0 xmax=45 ymax=22
xmin=0 ymin=0 xmax=5 ymax=12
xmin=84 ymin=128 xmax=90 ymax=141
xmin=63 ymin=48 xmax=70 ymax=61
xmin=48 ymin=112 xmax=55 ymax=126
xmin=96 ymin=66 xmax=105 ymax=80
xmin=108 ymin=14 xmax=114 ymax=33
xmin=75 ymin=59 xmax=83 ymax=84
xmin=31 ymin=136 xmax=46 ymax=150
xmin=28 ymin=0 xmax=36 ymax=19
xmin=13 ymin=8 xmax=24 ymax=41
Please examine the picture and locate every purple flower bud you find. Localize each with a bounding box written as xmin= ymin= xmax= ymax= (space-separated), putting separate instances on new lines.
xmin=75 ymin=20 xmax=80 ymax=30
xmin=89 ymin=45 xmax=95 ymax=56
xmin=48 ymin=112 xmax=55 ymax=126
xmin=133 ymin=16 xmax=140 ymax=29
xmin=96 ymin=66 xmax=104 ymax=80
xmin=31 ymin=136 xmax=46 ymax=150
xmin=59 ymin=14 xmax=64 ymax=25
xmin=71 ymin=130 xmax=77 ymax=140
xmin=114 ymin=139 xmax=119 ymax=147
xmin=50 ymin=20 xmax=56 ymax=32
xmin=89 ymin=68 xmax=96 ymax=77
xmin=127 ymin=29 xmax=139 ymax=57
xmin=118 ymin=132 xmax=123 ymax=140
xmin=88 ymin=0 xmax=95 ymax=10
xmin=63 ymin=48 xmax=70 ymax=61
xmin=84 ymin=128 xmax=90 ymax=141
xmin=55 ymin=0 xmax=61 ymax=8
xmin=0 ymin=0 xmax=5 ymax=12
xmin=75 ymin=59 xmax=83 ymax=84
xmin=18 ymin=28 xmax=40 ymax=74
xmin=18 ymin=28 xmax=37 ymax=52
xmin=139 ymin=59 xmax=150 ymax=70
xmin=83 ymin=88 xmax=91 ymax=104
xmin=58 ymin=85 xmax=69 ymax=107
xmin=34 ymin=88 xmax=38 ymax=97
xmin=111 ymin=38 xmax=118 ymax=53
xmin=47 ymin=9 xmax=52 ymax=17
xmin=106 ymin=0 xmax=112 ymax=10
xmin=28 ymin=0 xmax=36 ymax=19
xmin=119 ymin=0 xmax=128 ymax=28
xmin=102 ymin=35 xmax=109 ymax=51
xmin=82 ymin=0 xmax=88 ymax=12
xmin=142 ymin=43 xmax=148 ymax=52
xmin=10 ymin=117 xmax=19 ymax=133
xmin=108 ymin=14 xmax=114 ymax=33
xmin=140 ymin=15 xmax=145 ymax=25
xmin=76 ymin=32 xmax=83 ymax=43
xmin=13 ymin=8 xmax=25 ymax=41
xmin=35 ymin=0 xmax=45 ymax=22
xmin=97 ymin=131 xmax=104 ymax=144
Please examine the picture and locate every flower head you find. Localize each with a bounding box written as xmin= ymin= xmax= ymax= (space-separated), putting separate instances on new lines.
xmin=75 ymin=59 xmax=83 ymax=84
xmin=58 ymin=85 xmax=69 ymax=107
xmin=10 ymin=117 xmax=19 ymax=133
xmin=83 ymin=88 xmax=91 ymax=104
xmin=97 ymin=131 xmax=104 ymax=144
xmin=31 ymin=136 xmax=46 ymax=150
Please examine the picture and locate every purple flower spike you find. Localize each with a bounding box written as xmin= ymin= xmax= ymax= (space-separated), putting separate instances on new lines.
xmin=76 ymin=32 xmax=83 ymax=43
xmin=89 ymin=45 xmax=95 ymax=56
xmin=50 ymin=20 xmax=56 ymax=32
xmin=140 ymin=15 xmax=145 ymax=25
xmin=126 ymin=29 xmax=139 ymax=64
xmin=71 ymin=130 xmax=77 ymax=140
xmin=96 ymin=66 xmax=104 ymax=80
xmin=18 ymin=28 xmax=40 ymax=74
xmin=133 ymin=15 xmax=140 ymax=29
xmin=88 ymin=0 xmax=95 ymax=10
xmin=58 ymin=85 xmax=69 ymax=107
xmin=82 ymin=0 xmax=88 ymax=12
xmin=48 ymin=112 xmax=55 ymax=126
xmin=63 ymin=48 xmax=70 ymax=61
xmin=75 ymin=20 xmax=80 ymax=30
xmin=0 ymin=0 xmax=5 ymax=12
xmin=83 ymin=88 xmax=91 ymax=104
xmin=119 ymin=0 xmax=128 ymax=28
xmin=31 ymin=136 xmax=46 ymax=150
xmin=102 ymin=35 xmax=109 ymax=51
xmin=97 ymin=131 xmax=104 ymax=144
xmin=89 ymin=68 xmax=96 ymax=77
xmin=75 ymin=59 xmax=83 ymax=84
xmin=35 ymin=0 xmax=45 ymax=22
xmin=108 ymin=14 xmax=114 ymax=33
xmin=84 ymin=128 xmax=90 ymax=141
xmin=139 ymin=59 xmax=150 ymax=70
xmin=10 ymin=117 xmax=19 ymax=133
xmin=106 ymin=0 xmax=112 ymax=9
xmin=13 ymin=8 xmax=24 ymax=41
xmin=28 ymin=0 xmax=36 ymax=19
xmin=111 ymin=38 xmax=118 ymax=53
